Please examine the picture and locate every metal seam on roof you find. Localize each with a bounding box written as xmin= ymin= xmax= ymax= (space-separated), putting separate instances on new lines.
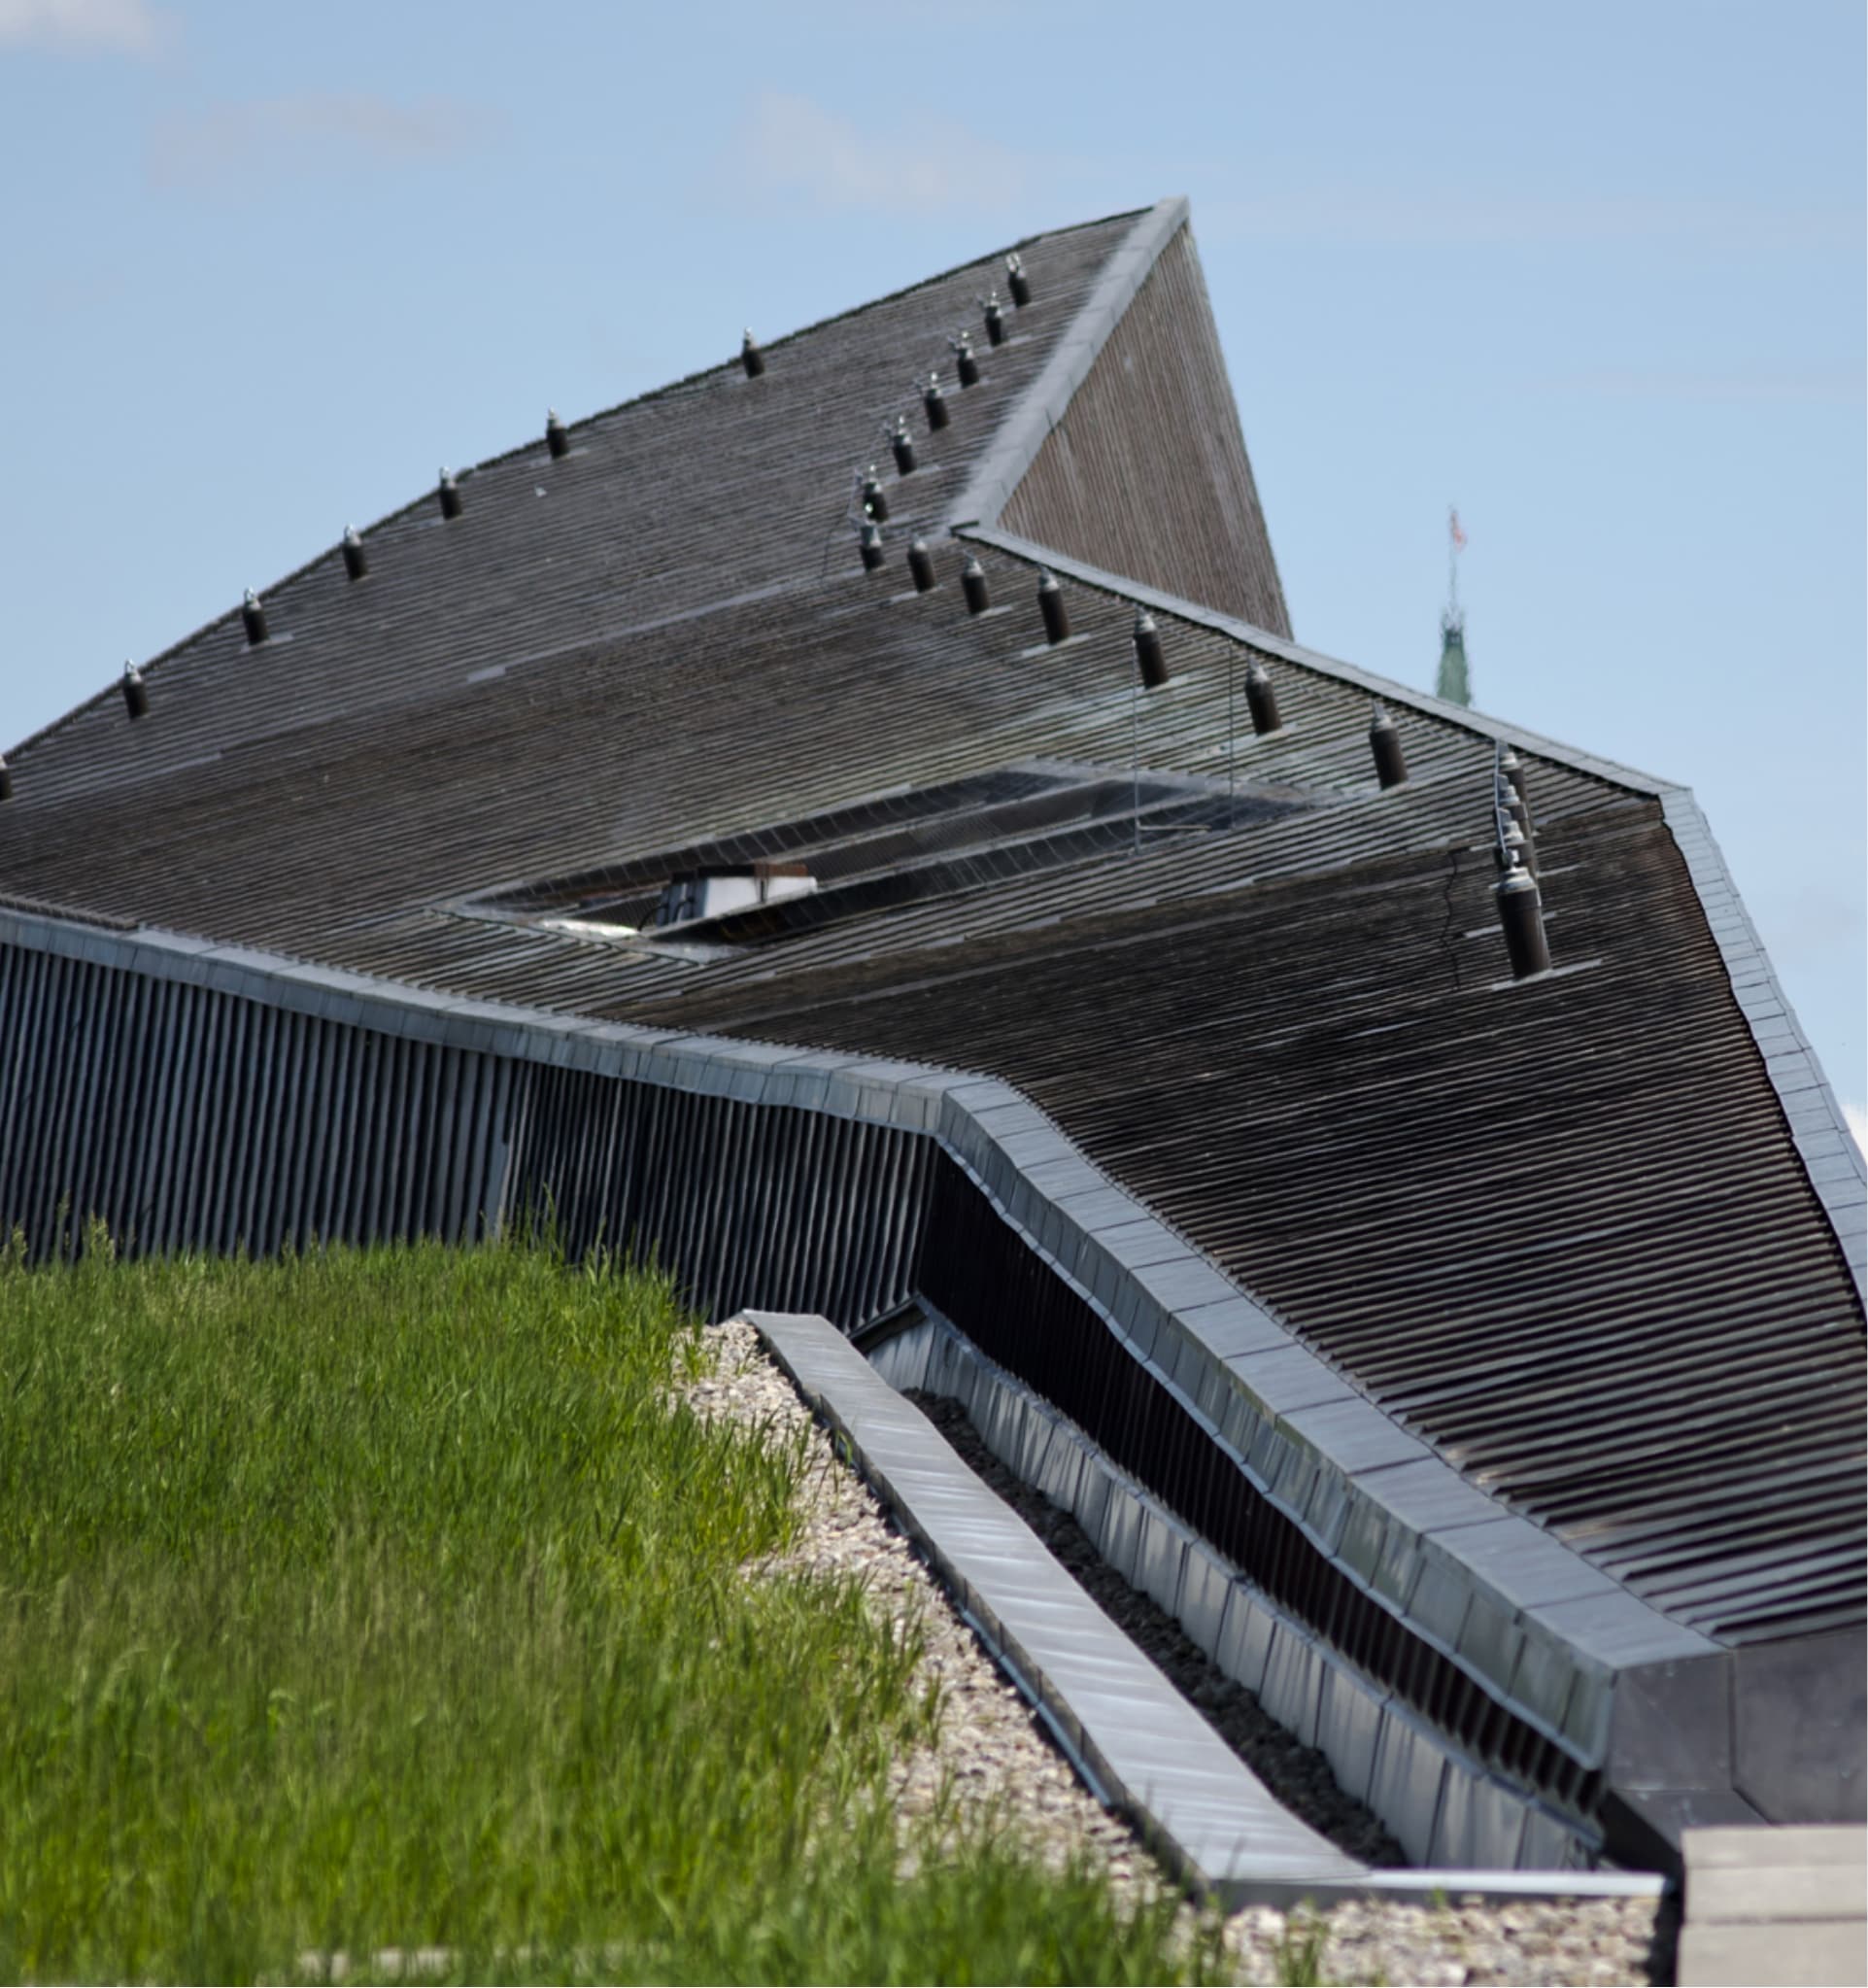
xmin=947 ymin=196 xmax=1191 ymax=532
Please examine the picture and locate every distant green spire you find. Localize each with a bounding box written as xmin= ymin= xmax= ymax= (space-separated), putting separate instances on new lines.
xmin=1437 ymin=612 xmax=1471 ymax=706
xmin=1438 ymin=503 xmax=1471 ymax=704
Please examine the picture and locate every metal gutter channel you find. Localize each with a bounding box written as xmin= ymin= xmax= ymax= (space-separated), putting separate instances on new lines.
xmin=750 ymin=1307 xmax=1667 ymax=1904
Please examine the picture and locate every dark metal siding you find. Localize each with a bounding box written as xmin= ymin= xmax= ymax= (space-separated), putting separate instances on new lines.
xmin=0 ymin=942 xmax=517 ymax=1258
xmin=998 ymin=225 xmax=1292 ymax=635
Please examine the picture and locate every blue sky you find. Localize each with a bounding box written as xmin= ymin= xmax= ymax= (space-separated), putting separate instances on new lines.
xmin=4 ymin=0 xmax=1862 ymax=1122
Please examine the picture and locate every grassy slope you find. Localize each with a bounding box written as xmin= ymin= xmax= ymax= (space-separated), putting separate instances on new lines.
xmin=0 ymin=1237 xmax=1215 ymax=1984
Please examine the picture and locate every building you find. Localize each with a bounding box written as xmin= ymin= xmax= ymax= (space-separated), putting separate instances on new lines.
xmin=1 ymin=198 xmax=1860 ymax=1872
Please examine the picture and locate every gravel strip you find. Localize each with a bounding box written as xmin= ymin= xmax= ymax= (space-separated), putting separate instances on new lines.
xmin=695 ymin=1320 xmax=1671 ymax=1985
xmin=687 ymin=1320 xmax=1155 ymax=1894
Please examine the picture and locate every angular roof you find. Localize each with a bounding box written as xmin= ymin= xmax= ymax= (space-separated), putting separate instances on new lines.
xmin=1 ymin=201 xmax=1860 ymax=1662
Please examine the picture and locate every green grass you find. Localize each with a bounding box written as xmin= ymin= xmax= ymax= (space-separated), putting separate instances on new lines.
xmin=0 ymin=1231 xmax=1217 ymax=1984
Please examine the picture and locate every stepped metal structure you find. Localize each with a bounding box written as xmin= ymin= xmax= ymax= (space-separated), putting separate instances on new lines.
xmin=1 ymin=198 xmax=1861 ymax=1875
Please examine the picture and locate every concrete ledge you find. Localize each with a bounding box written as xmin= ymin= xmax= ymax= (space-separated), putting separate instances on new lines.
xmin=1678 ymin=1825 xmax=1867 ymax=1987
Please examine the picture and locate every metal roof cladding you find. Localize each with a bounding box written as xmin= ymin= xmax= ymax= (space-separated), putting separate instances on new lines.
xmin=1 ymin=199 xmax=1861 ymax=1657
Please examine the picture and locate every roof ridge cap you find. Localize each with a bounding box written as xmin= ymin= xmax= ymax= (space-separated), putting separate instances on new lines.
xmin=946 ymin=195 xmax=1191 ymax=534
xmin=959 ymin=524 xmax=1681 ymax=796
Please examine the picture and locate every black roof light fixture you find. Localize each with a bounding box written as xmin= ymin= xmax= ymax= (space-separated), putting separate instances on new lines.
xmin=890 ymin=416 xmax=917 ymax=476
xmin=1496 ymin=848 xmax=1551 ymax=978
xmin=961 ymin=555 xmax=990 ymax=615
xmin=0 ymin=754 xmax=11 ymax=803
xmin=1133 ymin=609 xmax=1169 ymax=689
xmin=1036 ymin=567 xmax=1070 ymax=645
xmin=121 ymin=662 xmax=149 ymax=721
xmin=740 ymin=328 xmax=764 ymax=378
xmin=952 ymin=331 xmax=980 ymax=388
xmin=922 ymin=371 xmax=949 ymax=432
xmin=240 ymin=588 xmax=269 ymax=645
xmin=906 ymin=538 xmax=936 ymax=593
xmin=437 ymin=468 xmax=463 ymax=521
xmin=1243 ymin=658 xmax=1281 ymax=736
xmin=1498 ymin=776 xmax=1538 ymax=874
xmin=858 ymin=520 xmax=885 ymax=572
xmin=982 ymin=292 xmax=1005 ymax=347
xmin=1369 ymin=700 xmax=1408 ymax=787
xmin=545 ymin=409 xmax=570 ymax=461
xmin=1495 ymin=813 xmax=1531 ymax=876
xmin=1004 ymin=251 xmax=1032 ymax=307
xmin=1501 ymin=745 xmax=1532 ymax=827
xmin=341 ymin=526 xmax=368 ymax=581
xmin=860 ymin=468 xmax=889 ymax=523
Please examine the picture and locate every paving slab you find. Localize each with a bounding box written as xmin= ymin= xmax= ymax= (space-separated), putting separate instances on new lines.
xmin=1679 ymin=1825 xmax=1867 ymax=1988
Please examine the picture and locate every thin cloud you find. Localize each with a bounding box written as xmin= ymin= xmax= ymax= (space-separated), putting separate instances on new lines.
xmin=1205 ymin=185 xmax=1862 ymax=254
xmin=0 ymin=0 xmax=170 ymax=55
xmin=148 ymin=92 xmax=503 ymax=191
xmin=1528 ymin=365 xmax=1865 ymax=405
xmin=719 ymin=89 xmax=1054 ymax=217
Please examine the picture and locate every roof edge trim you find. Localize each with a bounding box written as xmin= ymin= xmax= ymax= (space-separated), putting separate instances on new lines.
xmin=6 ymin=207 xmax=1161 ymax=769
xmin=963 ymin=524 xmax=1868 ymax=1305
xmin=1657 ymin=790 xmax=1868 ymax=1305
xmin=962 ymin=525 xmax=1676 ymax=793
xmin=946 ymin=195 xmax=1191 ymax=533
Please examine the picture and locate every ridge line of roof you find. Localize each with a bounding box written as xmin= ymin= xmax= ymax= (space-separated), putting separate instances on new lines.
xmin=963 ymin=523 xmax=1868 ymax=1304
xmin=5 ymin=207 xmax=1156 ymax=769
xmin=959 ymin=524 xmax=1679 ymax=795
xmin=947 ymin=196 xmax=1191 ymax=533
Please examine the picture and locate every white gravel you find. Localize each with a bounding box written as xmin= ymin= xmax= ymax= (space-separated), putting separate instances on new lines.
xmin=694 ymin=1319 xmax=1671 ymax=1987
